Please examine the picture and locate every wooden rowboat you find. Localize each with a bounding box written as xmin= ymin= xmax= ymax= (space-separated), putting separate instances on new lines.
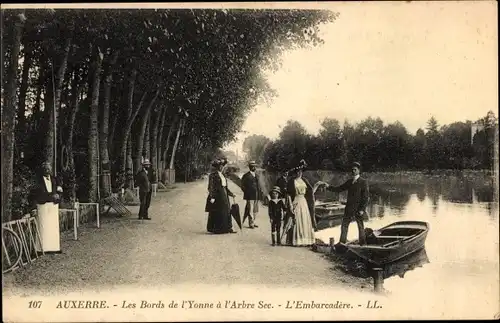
xmin=338 ymin=221 xmax=430 ymax=266
xmin=315 ymin=201 xmax=346 ymax=220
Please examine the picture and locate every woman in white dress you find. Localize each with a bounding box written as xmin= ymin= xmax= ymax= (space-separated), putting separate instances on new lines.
xmin=284 ymin=160 xmax=324 ymax=247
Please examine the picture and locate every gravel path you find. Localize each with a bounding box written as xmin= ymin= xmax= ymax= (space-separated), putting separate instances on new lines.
xmin=3 ymin=179 xmax=370 ymax=296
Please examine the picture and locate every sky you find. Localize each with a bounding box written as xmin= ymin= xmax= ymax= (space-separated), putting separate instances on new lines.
xmin=224 ymin=1 xmax=498 ymax=154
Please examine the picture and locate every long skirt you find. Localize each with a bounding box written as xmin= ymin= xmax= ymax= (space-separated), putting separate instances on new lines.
xmin=287 ymin=195 xmax=315 ymax=246
xmin=36 ymin=202 xmax=61 ymax=252
xmin=206 ymin=192 xmax=232 ymax=234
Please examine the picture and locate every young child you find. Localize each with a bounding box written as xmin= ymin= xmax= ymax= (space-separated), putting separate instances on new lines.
xmin=268 ymin=186 xmax=286 ymax=246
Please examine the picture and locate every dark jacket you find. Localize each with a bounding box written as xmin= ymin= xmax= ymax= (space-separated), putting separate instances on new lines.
xmin=204 ymin=171 xmax=235 ymax=213
xmin=327 ymin=177 xmax=369 ymax=217
xmin=286 ymin=177 xmax=317 ymax=230
xmin=275 ymin=176 xmax=288 ymax=199
xmin=268 ymin=199 xmax=286 ymax=221
xmin=34 ymin=174 xmax=62 ymax=205
xmin=135 ymin=168 xmax=155 ymax=193
xmin=241 ymin=171 xmax=260 ymax=200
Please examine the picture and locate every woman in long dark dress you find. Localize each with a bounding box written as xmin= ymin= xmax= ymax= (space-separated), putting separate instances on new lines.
xmin=205 ymin=159 xmax=237 ymax=234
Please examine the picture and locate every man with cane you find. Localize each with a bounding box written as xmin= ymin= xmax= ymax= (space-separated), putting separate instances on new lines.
xmin=241 ymin=161 xmax=261 ymax=229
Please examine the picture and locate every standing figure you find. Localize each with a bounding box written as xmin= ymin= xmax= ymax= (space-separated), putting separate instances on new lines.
xmin=275 ymin=171 xmax=288 ymax=200
xmin=268 ymin=186 xmax=286 ymax=246
xmin=241 ymin=161 xmax=261 ymax=229
xmin=135 ymin=159 xmax=154 ymax=220
xmin=205 ymin=159 xmax=237 ymax=234
xmin=325 ymin=162 xmax=370 ymax=245
xmin=33 ymin=162 xmax=63 ymax=253
xmin=284 ymin=160 xmax=319 ymax=247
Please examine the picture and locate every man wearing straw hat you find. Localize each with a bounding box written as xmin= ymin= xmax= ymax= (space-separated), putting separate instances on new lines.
xmin=135 ymin=159 xmax=154 ymax=220
xmin=241 ymin=160 xmax=261 ymax=229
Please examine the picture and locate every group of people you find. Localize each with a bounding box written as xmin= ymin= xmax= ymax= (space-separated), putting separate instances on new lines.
xmin=204 ymin=158 xmax=370 ymax=247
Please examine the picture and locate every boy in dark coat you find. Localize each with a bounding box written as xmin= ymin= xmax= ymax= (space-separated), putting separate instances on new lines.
xmin=267 ymin=186 xmax=286 ymax=246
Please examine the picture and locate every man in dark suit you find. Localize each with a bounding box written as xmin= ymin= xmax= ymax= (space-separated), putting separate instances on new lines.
xmin=325 ymin=162 xmax=369 ymax=245
xmin=241 ymin=161 xmax=260 ymax=229
xmin=32 ymin=162 xmax=63 ymax=253
xmin=275 ymin=171 xmax=288 ymax=200
xmin=34 ymin=162 xmax=63 ymax=206
xmin=135 ymin=159 xmax=154 ymax=220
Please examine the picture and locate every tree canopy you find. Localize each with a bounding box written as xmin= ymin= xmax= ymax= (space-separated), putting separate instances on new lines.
xmin=261 ymin=112 xmax=498 ymax=172
xmin=1 ymin=8 xmax=337 ymax=221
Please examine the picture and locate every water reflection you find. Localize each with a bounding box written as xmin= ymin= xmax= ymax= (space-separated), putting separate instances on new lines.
xmin=325 ymin=247 xmax=430 ymax=281
xmin=315 ymin=178 xmax=497 ymax=225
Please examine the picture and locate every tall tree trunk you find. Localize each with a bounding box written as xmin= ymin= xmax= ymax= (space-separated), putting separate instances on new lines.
xmin=1 ymin=13 xmax=25 ymax=223
xmin=99 ymin=50 xmax=119 ymax=197
xmin=144 ymin=114 xmax=151 ymax=159
xmin=134 ymin=89 xmax=159 ymax=172
xmin=44 ymin=37 xmax=72 ymax=174
xmin=160 ymin=116 xmax=178 ymax=182
xmin=126 ymin=138 xmax=134 ymax=189
xmin=169 ymin=118 xmax=186 ymax=169
xmin=16 ymin=44 xmax=32 ymax=144
xmin=108 ymin=111 xmax=119 ymax=158
xmin=150 ymin=106 xmax=164 ymax=182
xmin=155 ymin=106 xmax=168 ymax=181
xmin=113 ymin=68 xmax=147 ymax=191
xmin=87 ymin=46 xmax=103 ymax=202
xmin=64 ymin=70 xmax=84 ymax=202
xmin=32 ymin=65 xmax=44 ymax=133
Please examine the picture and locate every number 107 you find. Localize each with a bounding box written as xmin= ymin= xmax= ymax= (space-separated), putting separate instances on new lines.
xmin=28 ymin=301 xmax=42 ymax=308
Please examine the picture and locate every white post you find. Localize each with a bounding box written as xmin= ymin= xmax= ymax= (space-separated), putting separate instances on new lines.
xmin=96 ymin=204 xmax=100 ymax=228
xmin=73 ymin=210 xmax=78 ymax=241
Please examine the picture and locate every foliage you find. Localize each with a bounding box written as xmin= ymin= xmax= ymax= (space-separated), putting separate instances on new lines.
xmin=2 ymin=8 xmax=336 ymax=220
xmin=242 ymin=134 xmax=271 ymax=163
xmin=11 ymin=163 xmax=37 ymax=219
xmin=261 ymin=112 xmax=498 ymax=172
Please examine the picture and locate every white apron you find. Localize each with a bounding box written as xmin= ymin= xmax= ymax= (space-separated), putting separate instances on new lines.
xmin=36 ymin=202 xmax=61 ymax=252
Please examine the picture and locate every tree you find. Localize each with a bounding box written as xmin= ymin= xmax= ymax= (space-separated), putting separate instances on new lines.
xmin=425 ymin=116 xmax=442 ymax=170
xmin=2 ymin=11 xmax=26 ymax=222
xmin=242 ymin=134 xmax=271 ymax=163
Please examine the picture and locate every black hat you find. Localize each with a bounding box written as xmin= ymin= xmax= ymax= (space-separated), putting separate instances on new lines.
xmin=211 ymin=159 xmax=222 ymax=167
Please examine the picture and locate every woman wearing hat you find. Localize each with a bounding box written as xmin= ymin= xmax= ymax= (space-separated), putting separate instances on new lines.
xmin=267 ymin=186 xmax=286 ymax=246
xmin=205 ymin=159 xmax=237 ymax=234
xmin=283 ymin=160 xmax=324 ymax=247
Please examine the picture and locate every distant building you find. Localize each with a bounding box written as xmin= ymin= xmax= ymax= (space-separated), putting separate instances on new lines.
xmin=470 ymin=122 xmax=499 ymax=145
xmin=470 ymin=123 xmax=485 ymax=145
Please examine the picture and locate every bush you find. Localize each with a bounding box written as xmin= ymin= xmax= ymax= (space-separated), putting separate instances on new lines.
xmin=11 ymin=163 xmax=37 ymax=219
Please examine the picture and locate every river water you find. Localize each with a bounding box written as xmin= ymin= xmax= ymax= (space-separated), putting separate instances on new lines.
xmin=312 ymin=178 xmax=499 ymax=313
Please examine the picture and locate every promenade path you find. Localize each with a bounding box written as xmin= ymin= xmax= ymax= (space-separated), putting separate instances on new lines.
xmin=3 ymin=177 xmax=371 ymax=296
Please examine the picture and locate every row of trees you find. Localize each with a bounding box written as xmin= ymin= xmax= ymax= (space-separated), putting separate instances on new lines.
xmin=1 ymin=8 xmax=337 ymax=221
xmin=243 ymin=111 xmax=498 ymax=172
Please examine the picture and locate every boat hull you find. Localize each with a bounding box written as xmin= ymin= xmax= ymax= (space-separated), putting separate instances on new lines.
xmin=340 ymin=221 xmax=430 ymax=266
xmin=315 ymin=202 xmax=345 ymax=220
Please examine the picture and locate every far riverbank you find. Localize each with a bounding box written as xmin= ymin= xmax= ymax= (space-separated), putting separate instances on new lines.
xmin=251 ymin=169 xmax=497 ymax=201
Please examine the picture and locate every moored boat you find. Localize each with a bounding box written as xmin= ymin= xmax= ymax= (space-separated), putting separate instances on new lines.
xmin=315 ymin=201 xmax=346 ymax=220
xmin=337 ymin=221 xmax=430 ymax=266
